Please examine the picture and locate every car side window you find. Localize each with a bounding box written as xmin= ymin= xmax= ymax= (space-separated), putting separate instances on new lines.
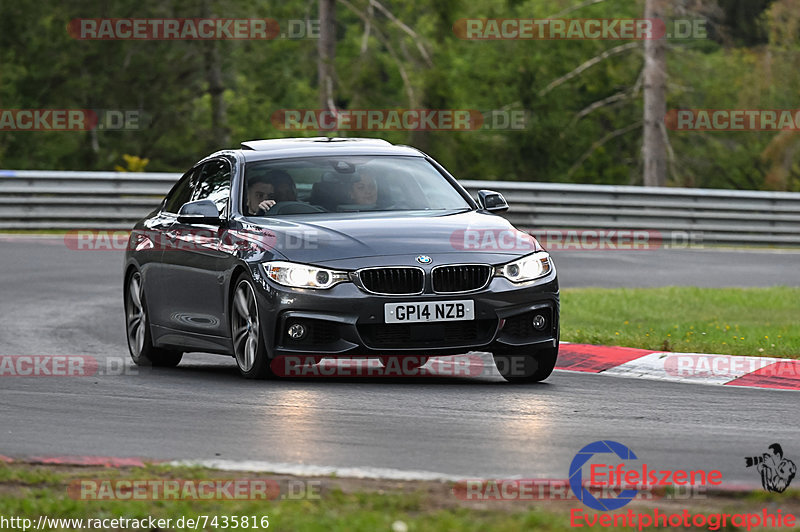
xmin=192 ymin=159 xmax=231 ymax=216
xmin=163 ymin=168 xmax=197 ymax=214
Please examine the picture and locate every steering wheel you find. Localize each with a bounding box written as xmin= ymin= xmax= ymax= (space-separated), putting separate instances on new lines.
xmin=259 ymin=201 xmax=327 ymax=216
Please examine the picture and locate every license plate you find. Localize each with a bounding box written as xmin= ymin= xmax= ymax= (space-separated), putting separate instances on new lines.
xmin=384 ymin=300 xmax=474 ymax=324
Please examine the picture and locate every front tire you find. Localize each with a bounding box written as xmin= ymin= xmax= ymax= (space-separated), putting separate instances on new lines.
xmin=230 ymin=276 xmax=274 ymax=379
xmin=493 ymin=345 xmax=558 ymax=383
xmin=125 ymin=271 xmax=183 ymax=367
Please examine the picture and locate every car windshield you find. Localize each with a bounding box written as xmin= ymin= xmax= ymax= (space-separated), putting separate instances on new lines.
xmin=241 ymin=156 xmax=471 ymax=217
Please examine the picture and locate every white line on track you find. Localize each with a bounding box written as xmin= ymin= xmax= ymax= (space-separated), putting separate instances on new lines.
xmin=168 ymin=459 xmax=466 ymax=481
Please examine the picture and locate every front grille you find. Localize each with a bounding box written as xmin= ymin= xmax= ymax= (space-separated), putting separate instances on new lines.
xmin=359 ymin=319 xmax=496 ymax=349
xmin=359 ymin=267 xmax=424 ymax=295
xmin=432 ymin=265 xmax=492 ymax=293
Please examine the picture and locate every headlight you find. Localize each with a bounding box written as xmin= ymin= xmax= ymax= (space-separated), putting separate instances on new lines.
xmin=496 ymin=252 xmax=553 ymax=283
xmin=264 ymin=261 xmax=349 ymax=289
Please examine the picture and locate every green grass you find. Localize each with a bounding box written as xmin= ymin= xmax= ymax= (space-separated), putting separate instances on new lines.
xmin=0 ymin=489 xmax=561 ymax=532
xmin=561 ymin=287 xmax=800 ymax=358
xmin=0 ymin=463 xmax=588 ymax=532
xmin=2 ymin=463 xmax=795 ymax=532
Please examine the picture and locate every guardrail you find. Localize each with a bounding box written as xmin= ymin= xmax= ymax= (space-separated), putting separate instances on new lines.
xmin=1 ymin=169 xmax=799 ymax=245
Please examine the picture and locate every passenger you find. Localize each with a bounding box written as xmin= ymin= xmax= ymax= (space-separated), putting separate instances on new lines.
xmin=349 ymin=170 xmax=378 ymax=205
xmin=266 ymin=169 xmax=298 ymax=202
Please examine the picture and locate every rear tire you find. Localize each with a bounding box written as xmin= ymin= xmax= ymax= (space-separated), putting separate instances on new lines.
xmin=230 ymin=275 xmax=274 ymax=379
xmin=493 ymin=346 xmax=558 ymax=383
xmin=125 ymin=271 xmax=183 ymax=367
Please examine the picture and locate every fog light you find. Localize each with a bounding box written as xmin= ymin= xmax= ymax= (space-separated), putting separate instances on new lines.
xmin=288 ymin=323 xmax=307 ymax=340
xmin=532 ymin=314 xmax=546 ymax=330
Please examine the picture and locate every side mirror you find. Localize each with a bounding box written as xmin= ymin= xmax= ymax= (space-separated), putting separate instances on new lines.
xmin=477 ymin=190 xmax=509 ymax=213
xmin=177 ymin=199 xmax=221 ymax=225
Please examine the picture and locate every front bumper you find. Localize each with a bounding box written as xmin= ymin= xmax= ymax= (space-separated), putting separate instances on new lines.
xmin=251 ymin=265 xmax=559 ymax=358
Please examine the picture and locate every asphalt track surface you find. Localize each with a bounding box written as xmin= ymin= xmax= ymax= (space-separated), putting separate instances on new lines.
xmin=1 ymin=238 xmax=799 ymax=483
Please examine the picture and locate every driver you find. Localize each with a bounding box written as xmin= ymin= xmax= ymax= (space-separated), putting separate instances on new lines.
xmin=245 ymin=169 xmax=298 ymax=215
xmin=245 ymin=174 xmax=276 ymax=216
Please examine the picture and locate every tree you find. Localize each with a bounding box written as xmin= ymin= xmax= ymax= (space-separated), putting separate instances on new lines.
xmin=642 ymin=0 xmax=668 ymax=187
xmin=202 ymin=0 xmax=230 ymax=149
xmin=318 ymin=0 xmax=337 ymax=119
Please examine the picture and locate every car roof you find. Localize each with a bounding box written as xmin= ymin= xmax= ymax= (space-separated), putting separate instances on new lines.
xmin=226 ymin=137 xmax=426 ymax=162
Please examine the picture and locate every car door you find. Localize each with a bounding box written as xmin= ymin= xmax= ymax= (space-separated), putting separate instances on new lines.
xmin=159 ymin=158 xmax=233 ymax=340
xmin=143 ymin=167 xmax=197 ymax=329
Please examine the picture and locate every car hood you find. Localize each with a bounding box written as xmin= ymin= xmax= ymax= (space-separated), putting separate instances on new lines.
xmin=242 ymin=210 xmax=542 ymax=268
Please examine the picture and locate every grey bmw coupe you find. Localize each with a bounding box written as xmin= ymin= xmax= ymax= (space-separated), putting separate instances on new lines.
xmin=123 ymin=137 xmax=559 ymax=382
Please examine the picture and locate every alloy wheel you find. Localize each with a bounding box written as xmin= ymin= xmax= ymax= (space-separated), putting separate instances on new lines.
xmin=126 ymin=272 xmax=146 ymax=356
xmin=232 ymin=280 xmax=260 ymax=372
